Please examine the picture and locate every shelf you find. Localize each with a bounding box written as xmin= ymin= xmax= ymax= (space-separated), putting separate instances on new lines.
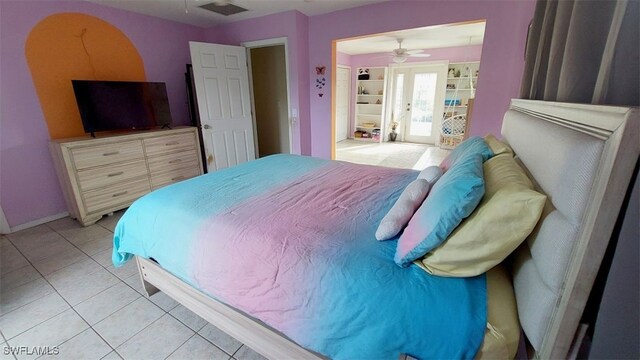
xmin=356 ymin=125 xmax=379 ymax=129
xmin=447 ymin=76 xmax=478 ymax=80
xmin=446 ymin=89 xmax=473 ymax=91
xmin=358 ymin=113 xmax=381 ymax=117
xmin=356 ymin=103 xmax=382 ymax=106
xmin=352 ymin=137 xmax=379 ymax=142
xmin=358 ymin=79 xmax=384 ymax=82
xmin=357 ymin=94 xmax=383 ymax=97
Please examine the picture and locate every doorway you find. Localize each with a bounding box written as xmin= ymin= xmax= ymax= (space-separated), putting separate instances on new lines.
xmin=389 ymin=63 xmax=448 ymax=144
xmin=248 ymin=44 xmax=290 ymax=157
xmin=335 ymin=66 xmax=351 ymax=142
xmin=189 ymin=39 xmax=291 ymax=172
xmin=331 ymin=20 xmax=486 ymax=167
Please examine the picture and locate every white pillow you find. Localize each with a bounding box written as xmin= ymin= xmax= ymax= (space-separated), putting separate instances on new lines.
xmin=418 ymin=165 xmax=443 ymax=184
xmin=376 ymin=179 xmax=431 ymax=241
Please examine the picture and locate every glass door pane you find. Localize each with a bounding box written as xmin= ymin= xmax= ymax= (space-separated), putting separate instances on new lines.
xmin=392 ymin=74 xmax=405 ymax=131
xmin=408 ymin=73 xmax=437 ymax=137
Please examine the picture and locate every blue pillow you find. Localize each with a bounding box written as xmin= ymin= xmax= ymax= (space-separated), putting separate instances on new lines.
xmin=394 ymin=153 xmax=485 ymax=267
xmin=440 ymin=136 xmax=493 ymax=171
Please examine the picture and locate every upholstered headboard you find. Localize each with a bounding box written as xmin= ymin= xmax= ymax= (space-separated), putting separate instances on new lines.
xmin=500 ymin=100 xmax=638 ymax=359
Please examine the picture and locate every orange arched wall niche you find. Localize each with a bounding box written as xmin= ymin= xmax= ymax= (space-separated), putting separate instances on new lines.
xmin=26 ymin=13 xmax=146 ymax=139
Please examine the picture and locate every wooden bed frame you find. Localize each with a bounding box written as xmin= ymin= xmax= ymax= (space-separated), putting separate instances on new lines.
xmin=135 ymin=99 xmax=638 ymax=359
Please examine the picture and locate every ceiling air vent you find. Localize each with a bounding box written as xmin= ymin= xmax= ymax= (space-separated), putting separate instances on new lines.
xmin=199 ymin=2 xmax=248 ymax=16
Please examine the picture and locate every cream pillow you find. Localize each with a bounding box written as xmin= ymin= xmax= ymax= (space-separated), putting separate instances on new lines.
xmin=484 ymin=134 xmax=513 ymax=156
xmin=375 ymin=179 xmax=431 ymax=241
xmin=421 ymin=153 xmax=546 ymax=276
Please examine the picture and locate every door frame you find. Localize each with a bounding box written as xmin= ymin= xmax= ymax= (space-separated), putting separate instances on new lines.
xmin=335 ymin=65 xmax=351 ymax=143
xmin=386 ymin=60 xmax=449 ymax=145
xmin=242 ymin=37 xmax=293 ymax=156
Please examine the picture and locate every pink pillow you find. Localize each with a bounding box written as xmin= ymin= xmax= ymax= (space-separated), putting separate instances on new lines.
xmin=375 ymin=179 xmax=431 ymax=241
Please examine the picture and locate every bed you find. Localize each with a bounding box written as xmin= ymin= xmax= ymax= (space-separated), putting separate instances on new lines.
xmin=113 ymin=99 xmax=638 ymax=359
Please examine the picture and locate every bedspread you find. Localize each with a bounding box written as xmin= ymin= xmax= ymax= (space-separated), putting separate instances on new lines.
xmin=113 ymin=154 xmax=486 ymax=359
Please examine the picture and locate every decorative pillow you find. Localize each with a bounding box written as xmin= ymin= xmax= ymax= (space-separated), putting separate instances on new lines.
xmin=421 ymin=153 xmax=546 ymax=277
xmin=394 ymin=153 xmax=485 ymax=267
xmin=484 ymin=134 xmax=514 ymax=156
xmin=375 ymin=179 xmax=431 ymax=241
xmin=440 ymin=136 xmax=493 ymax=171
xmin=417 ymin=166 xmax=443 ymax=184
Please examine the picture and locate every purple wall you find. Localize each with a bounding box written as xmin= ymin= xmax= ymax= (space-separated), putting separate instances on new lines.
xmin=309 ymin=0 xmax=536 ymax=158
xmin=0 ymin=1 xmax=204 ymax=227
xmin=203 ymin=10 xmax=310 ymax=155
xmin=1 ymin=0 xmax=536 ymax=228
xmin=340 ymin=44 xmax=483 ymax=138
xmin=336 ymin=52 xmax=352 ymax=66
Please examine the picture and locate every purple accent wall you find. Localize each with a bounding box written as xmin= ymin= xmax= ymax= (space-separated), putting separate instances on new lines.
xmin=341 ymin=45 xmax=483 ymax=138
xmin=1 ymin=0 xmax=535 ymax=228
xmin=309 ymin=0 xmax=536 ymax=158
xmin=0 ymin=1 xmax=204 ymax=227
xmin=203 ymin=10 xmax=310 ymax=156
xmin=336 ymin=52 xmax=352 ymax=66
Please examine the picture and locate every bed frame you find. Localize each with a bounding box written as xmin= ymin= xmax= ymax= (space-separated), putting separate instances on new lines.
xmin=135 ymin=99 xmax=638 ymax=359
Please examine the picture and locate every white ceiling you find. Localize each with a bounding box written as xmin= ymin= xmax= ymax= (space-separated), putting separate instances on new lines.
xmin=337 ymin=22 xmax=486 ymax=55
xmin=86 ymin=0 xmax=388 ymax=28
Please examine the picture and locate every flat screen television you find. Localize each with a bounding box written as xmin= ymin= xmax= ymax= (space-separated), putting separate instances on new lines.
xmin=72 ymin=80 xmax=173 ymax=137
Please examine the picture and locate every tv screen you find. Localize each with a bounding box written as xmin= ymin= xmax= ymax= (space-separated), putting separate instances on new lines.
xmin=72 ymin=80 xmax=172 ymax=135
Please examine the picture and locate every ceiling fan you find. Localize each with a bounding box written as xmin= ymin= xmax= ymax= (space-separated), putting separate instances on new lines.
xmin=389 ymin=39 xmax=431 ymax=63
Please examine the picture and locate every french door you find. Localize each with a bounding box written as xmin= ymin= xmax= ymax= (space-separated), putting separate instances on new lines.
xmin=390 ymin=64 xmax=448 ymax=144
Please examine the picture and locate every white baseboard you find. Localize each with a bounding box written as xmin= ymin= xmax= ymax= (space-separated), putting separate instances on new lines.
xmin=0 ymin=207 xmax=10 ymax=235
xmin=6 ymin=212 xmax=69 ymax=234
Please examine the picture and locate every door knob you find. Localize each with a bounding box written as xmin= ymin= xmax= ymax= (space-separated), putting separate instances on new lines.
xmin=203 ymin=124 xmax=211 ymax=130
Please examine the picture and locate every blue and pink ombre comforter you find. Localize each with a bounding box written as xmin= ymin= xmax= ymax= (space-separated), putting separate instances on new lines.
xmin=113 ymin=154 xmax=486 ymax=359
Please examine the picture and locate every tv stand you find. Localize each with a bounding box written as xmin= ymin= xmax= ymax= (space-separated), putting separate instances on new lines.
xmin=161 ymin=124 xmax=172 ymax=130
xmin=49 ymin=127 xmax=203 ymax=226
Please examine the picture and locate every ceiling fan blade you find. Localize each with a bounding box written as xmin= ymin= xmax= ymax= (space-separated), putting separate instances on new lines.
xmin=406 ymin=49 xmax=424 ymax=55
xmin=410 ymin=54 xmax=432 ymax=57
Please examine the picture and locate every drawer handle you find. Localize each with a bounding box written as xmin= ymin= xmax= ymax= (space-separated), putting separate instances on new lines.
xmin=112 ymin=191 xmax=128 ymax=198
xmin=165 ymin=141 xmax=179 ymax=146
xmin=107 ymin=171 xmax=124 ymax=177
xmin=171 ymin=176 xmax=185 ymax=181
xmin=169 ymin=159 xmax=182 ymax=164
xmin=103 ymin=151 xmax=120 ymax=156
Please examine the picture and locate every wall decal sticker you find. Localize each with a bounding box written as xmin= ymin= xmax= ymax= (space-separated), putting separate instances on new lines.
xmin=314 ymin=65 xmax=327 ymax=99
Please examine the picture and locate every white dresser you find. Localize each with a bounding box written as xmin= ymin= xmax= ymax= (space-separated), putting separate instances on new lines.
xmin=50 ymin=127 xmax=203 ymax=226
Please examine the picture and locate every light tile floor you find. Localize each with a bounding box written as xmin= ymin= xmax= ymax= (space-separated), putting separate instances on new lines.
xmin=335 ymin=140 xmax=449 ymax=169
xmin=0 ymin=213 xmax=266 ymax=360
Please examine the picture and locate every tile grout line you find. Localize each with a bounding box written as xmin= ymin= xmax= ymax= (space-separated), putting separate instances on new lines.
xmin=6 ymin=217 xmax=246 ymax=360
xmin=6 ymin=230 xmax=119 ymax=359
xmin=41 ymin=220 xmax=143 ymax=358
xmin=160 ymin=316 xmax=233 ymax=360
xmin=4 ymin=221 xmax=132 ymax=357
xmin=0 ymin=329 xmax=19 ymax=360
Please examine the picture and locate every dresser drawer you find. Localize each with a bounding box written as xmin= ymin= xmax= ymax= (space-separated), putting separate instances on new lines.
xmin=151 ymin=166 xmax=201 ymax=190
xmin=83 ymin=177 xmax=150 ymax=214
xmin=144 ymin=132 xmax=196 ymax=157
xmin=77 ymin=160 xmax=148 ymax=192
xmin=71 ymin=140 xmax=144 ymax=170
xmin=147 ymin=149 xmax=199 ymax=174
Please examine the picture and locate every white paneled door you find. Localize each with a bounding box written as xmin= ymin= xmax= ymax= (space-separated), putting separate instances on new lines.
xmin=190 ymin=41 xmax=256 ymax=171
xmin=335 ymin=66 xmax=350 ymax=142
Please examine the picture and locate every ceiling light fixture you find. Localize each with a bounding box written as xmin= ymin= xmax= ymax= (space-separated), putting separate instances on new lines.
xmin=392 ymin=56 xmax=407 ymax=63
